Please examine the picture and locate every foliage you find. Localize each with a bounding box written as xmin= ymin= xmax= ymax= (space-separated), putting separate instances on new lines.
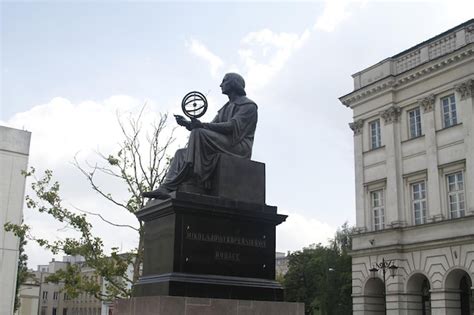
xmin=13 ymin=227 xmax=30 ymax=312
xmin=4 ymin=110 xmax=176 ymax=301
xmin=283 ymin=223 xmax=354 ymax=315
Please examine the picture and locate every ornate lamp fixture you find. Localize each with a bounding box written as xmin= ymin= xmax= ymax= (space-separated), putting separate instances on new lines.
xmin=369 ymin=258 xmax=398 ymax=315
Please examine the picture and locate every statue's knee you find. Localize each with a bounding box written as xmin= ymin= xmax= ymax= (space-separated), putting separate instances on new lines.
xmin=190 ymin=128 xmax=205 ymax=137
xmin=175 ymin=148 xmax=187 ymax=158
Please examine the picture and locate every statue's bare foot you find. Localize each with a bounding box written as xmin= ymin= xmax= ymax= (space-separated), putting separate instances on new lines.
xmin=142 ymin=187 xmax=171 ymax=199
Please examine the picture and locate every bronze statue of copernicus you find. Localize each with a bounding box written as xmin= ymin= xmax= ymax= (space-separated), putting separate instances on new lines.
xmin=143 ymin=73 xmax=258 ymax=199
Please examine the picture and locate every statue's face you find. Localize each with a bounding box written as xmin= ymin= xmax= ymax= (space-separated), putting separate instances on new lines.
xmin=220 ymin=75 xmax=232 ymax=95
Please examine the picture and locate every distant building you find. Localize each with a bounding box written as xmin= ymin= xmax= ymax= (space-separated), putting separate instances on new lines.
xmin=340 ymin=20 xmax=474 ymax=314
xmin=275 ymin=252 xmax=289 ymax=277
xmin=64 ymin=264 xmax=102 ymax=315
xmin=35 ymin=255 xmax=134 ymax=315
xmin=35 ymin=258 xmax=70 ymax=315
xmin=15 ymin=271 xmax=40 ymax=315
xmin=0 ymin=126 xmax=31 ymax=314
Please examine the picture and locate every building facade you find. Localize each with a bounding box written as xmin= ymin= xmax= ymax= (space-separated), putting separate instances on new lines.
xmin=35 ymin=259 xmax=69 ymax=315
xmin=16 ymin=275 xmax=40 ymax=315
xmin=340 ymin=20 xmax=474 ymax=314
xmin=0 ymin=126 xmax=31 ymax=314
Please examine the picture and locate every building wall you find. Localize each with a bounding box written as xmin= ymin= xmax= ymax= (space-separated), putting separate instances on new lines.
xmin=65 ymin=267 xmax=102 ymax=315
xmin=36 ymin=260 xmax=70 ymax=315
xmin=0 ymin=126 xmax=31 ymax=314
xmin=340 ymin=20 xmax=474 ymax=315
xmin=16 ymin=282 xmax=40 ymax=315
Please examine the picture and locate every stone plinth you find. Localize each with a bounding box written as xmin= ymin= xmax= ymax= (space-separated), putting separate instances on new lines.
xmin=177 ymin=155 xmax=265 ymax=204
xmin=133 ymin=191 xmax=287 ymax=301
xmin=209 ymin=155 xmax=265 ymax=204
xmin=114 ymin=296 xmax=304 ymax=315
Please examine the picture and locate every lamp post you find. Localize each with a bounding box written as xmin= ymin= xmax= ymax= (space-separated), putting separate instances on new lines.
xmin=369 ymin=258 xmax=398 ymax=315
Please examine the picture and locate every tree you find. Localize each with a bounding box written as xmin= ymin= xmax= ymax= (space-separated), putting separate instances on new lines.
xmin=13 ymin=226 xmax=30 ymax=312
xmin=283 ymin=223 xmax=354 ymax=315
xmin=5 ymin=109 xmax=177 ymax=301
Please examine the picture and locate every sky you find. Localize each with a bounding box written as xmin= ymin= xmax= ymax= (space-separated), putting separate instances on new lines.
xmin=1 ymin=0 xmax=473 ymax=269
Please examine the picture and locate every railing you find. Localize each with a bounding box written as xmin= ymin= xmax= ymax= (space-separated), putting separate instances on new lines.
xmin=352 ymin=21 xmax=473 ymax=90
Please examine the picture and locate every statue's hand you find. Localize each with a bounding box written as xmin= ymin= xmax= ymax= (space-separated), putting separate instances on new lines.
xmin=190 ymin=118 xmax=204 ymax=129
xmin=174 ymin=115 xmax=192 ymax=130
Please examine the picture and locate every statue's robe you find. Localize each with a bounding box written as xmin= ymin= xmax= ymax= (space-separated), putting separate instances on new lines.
xmin=162 ymin=95 xmax=258 ymax=190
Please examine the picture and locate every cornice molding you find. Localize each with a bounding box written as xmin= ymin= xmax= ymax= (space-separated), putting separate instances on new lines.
xmin=455 ymin=78 xmax=474 ymax=100
xmin=418 ymin=94 xmax=436 ymax=113
xmin=381 ymin=106 xmax=401 ymax=124
xmin=339 ymin=44 xmax=474 ymax=107
xmin=349 ymin=119 xmax=364 ymax=135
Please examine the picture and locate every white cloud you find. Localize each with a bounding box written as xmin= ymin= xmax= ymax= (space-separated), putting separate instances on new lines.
xmin=276 ymin=210 xmax=336 ymax=253
xmin=314 ymin=0 xmax=369 ymax=32
xmin=187 ymin=39 xmax=224 ymax=78
xmin=238 ymin=28 xmax=311 ymax=91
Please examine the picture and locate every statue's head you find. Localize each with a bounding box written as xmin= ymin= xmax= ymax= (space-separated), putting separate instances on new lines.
xmin=220 ymin=73 xmax=246 ymax=96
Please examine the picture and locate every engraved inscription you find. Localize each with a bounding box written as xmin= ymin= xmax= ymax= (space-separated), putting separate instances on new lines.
xmin=186 ymin=231 xmax=266 ymax=248
xmin=215 ymin=251 xmax=240 ymax=262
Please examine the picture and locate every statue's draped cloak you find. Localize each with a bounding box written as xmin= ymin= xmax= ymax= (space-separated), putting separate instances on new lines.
xmin=184 ymin=95 xmax=258 ymax=182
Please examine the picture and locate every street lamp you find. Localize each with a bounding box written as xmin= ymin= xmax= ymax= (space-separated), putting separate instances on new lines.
xmin=370 ymin=258 xmax=398 ymax=315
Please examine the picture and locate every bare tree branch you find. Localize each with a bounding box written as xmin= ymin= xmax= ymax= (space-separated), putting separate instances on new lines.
xmin=71 ymin=205 xmax=139 ymax=232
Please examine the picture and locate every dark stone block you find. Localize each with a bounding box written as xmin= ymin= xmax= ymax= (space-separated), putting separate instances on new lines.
xmin=133 ymin=192 xmax=286 ymax=301
xmin=176 ymin=155 xmax=265 ymax=204
xmin=210 ymin=155 xmax=265 ymax=204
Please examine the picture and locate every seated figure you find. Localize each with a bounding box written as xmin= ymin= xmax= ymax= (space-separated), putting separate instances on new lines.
xmin=142 ymin=73 xmax=258 ymax=199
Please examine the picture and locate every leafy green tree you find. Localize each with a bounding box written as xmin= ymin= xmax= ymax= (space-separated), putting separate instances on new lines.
xmin=5 ymin=111 xmax=176 ymax=301
xmin=283 ymin=223 xmax=354 ymax=315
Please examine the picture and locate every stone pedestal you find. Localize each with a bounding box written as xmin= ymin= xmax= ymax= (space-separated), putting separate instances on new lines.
xmin=126 ymin=156 xmax=293 ymax=313
xmin=133 ymin=156 xmax=287 ymax=301
xmin=114 ymin=296 xmax=304 ymax=315
xmin=133 ymin=191 xmax=286 ymax=300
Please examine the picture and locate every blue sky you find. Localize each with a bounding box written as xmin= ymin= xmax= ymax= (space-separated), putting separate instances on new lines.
xmin=2 ymin=2 xmax=319 ymax=118
xmin=2 ymin=1 xmax=473 ymax=268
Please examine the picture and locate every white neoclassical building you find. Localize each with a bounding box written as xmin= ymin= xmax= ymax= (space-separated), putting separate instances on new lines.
xmin=0 ymin=126 xmax=31 ymax=314
xmin=340 ymin=20 xmax=474 ymax=314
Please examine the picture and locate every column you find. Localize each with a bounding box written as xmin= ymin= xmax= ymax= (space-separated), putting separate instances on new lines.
xmin=419 ymin=95 xmax=443 ymax=221
xmin=350 ymin=119 xmax=366 ymax=231
xmin=455 ymin=79 xmax=474 ymax=215
xmin=381 ymin=105 xmax=404 ymax=227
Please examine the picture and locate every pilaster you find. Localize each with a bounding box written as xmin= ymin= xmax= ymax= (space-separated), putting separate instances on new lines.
xmin=381 ymin=105 xmax=404 ymax=227
xmin=350 ymin=120 xmax=366 ymax=230
xmin=430 ymin=289 xmax=462 ymax=315
xmin=419 ymin=95 xmax=443 ymax=221
xmin=455 ymin=79 xmax=474 ymax=215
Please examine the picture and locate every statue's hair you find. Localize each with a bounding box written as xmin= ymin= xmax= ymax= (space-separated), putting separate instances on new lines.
xmin=225 ymin=73 xmax=246 ymax=96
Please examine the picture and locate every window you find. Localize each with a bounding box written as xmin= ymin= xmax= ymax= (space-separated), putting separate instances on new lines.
xmin=53 ymin=308 xmax=57 ymax=315
xmin=41 ymin=307 xmax=47 ymax=315
xmin=369 ymin=119 xmax=381 ymax=149
xmin=53 ymin=291 xmax=59 ymax=300
xmin=63 ymin=309 xmax=68 ymax=315
xmin=447 ymin=172 xmax=465 ymax=218
xmin=408 ymin=107 xmax=422 ymax=138
xmin=441 ymin=94 xmax=457 ymax=127
xmin=371 ymin=190 xmax=385 ymax=230
xmin=411 ymin=181 xmax=427 ymax=224
xmin=42 ymin=291 xmax=48 ymax=300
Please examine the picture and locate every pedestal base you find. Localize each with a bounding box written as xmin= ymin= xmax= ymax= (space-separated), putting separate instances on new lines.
xmin=134 ymin=272 xmax=283 ymax=301
xmin=114 ymin=296 xmax=304 ymax=315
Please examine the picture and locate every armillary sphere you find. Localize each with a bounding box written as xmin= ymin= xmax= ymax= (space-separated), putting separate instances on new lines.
xmin=181 ymin=91 xmax=208 ymax=119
